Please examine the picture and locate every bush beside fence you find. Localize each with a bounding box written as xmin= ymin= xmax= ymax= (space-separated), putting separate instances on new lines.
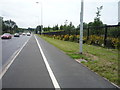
xmin=43 ymin=34 xmax=119 ymax=49
xmin=42 ymin=25 xmax=120 ymax=49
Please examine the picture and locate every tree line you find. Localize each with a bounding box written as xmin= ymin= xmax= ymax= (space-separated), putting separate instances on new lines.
xmin=2 ymin=19 xmax=19 ymax=34
xmin=36 ymin=6 xmax=104 ymax=34
xmin=2 ymin=19 xmax=34 ymax=34
xmin=36 ymin=6 xmax=119 ymax=38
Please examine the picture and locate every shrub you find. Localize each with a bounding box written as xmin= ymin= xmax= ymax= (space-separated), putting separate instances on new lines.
xmin=43 ymin=34 xmax=119 ymax=49
xmin=53 ymin=35 xmax=56 ymax=39
xmin=111 ymin=38 xmax=119 ymax=49
xmin=60 ymin=35 xmax=64 ymax=40
xmin=69 ymin=35 xmax=74 ymax=42
xmin=63 ymin=34 xmax=69 ymax=41
xmin=86 ymin=35 xmax=104 ymax=46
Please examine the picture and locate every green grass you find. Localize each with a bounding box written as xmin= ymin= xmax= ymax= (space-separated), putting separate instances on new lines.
xmin=38 ymin=35 xmax=119 ymax=86
xmin=43 ymin=30 xmax=64 ymax=33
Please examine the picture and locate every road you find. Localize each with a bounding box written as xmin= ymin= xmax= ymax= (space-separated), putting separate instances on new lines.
xmin=2 ymin=35 xmax=30 ymax=69
xmin=2 ymin=34 xmax=119 ymax=89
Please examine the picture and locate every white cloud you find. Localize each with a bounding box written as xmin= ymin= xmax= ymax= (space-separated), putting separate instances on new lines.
xmin=0 ymin=0 xmax=119 ymax=28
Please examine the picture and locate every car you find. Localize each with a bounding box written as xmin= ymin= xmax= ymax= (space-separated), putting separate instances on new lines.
xmin=14 ymin=33 xmax=20 ymax=37
xmin=27 ymin=33 xmax=31 ymax=36
xmin=1 ymin=33 xmax=12 ymax=39
xmin=22 ymin=33 xmax=26 ymax=35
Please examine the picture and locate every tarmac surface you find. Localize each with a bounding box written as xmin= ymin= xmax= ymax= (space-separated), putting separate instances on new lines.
xmin=2 ymin=34 xmax=119 ymax=89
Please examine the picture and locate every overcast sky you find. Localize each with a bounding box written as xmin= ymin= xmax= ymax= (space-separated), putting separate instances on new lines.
xmin=0 ymin=0 xmax=119 ymax=28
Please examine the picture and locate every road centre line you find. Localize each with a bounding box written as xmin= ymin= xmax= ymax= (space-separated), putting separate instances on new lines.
xmin=0 ymin=36 xmax=31 ymax=79
xmin=34 ymin=35 xmax=61 ymax=89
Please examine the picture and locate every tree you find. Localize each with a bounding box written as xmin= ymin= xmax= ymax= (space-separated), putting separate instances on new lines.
xmin=2 ymin=19 xmax=18 ymax=33
xmin=53 ymin=24 xmax=59 ymax=30
xmin=60 ymin=25 xmax=64 ymax=30
xmin=36 ymin=25 xmax=41 ymax=34
xmin=118 ymin=22 xmax=120 ymax=25
xmin=64 ymin=22 xmax=75 ymax=35
xmin=83 ymin=22 xmax=88 ymax=28
xmin=96 ymin=6 xmax=103 ymax=18
xmin=87 ymin=6 xmax=104 ymax=35
xmin=68 ymin=22 xmax=75 ymax=31
xmin=93 ymin=6 xmax=103 ymax=27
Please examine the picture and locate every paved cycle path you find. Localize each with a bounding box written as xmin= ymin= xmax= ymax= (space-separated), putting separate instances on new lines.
xmin=2 ymin=35 xmax=119 ymax=89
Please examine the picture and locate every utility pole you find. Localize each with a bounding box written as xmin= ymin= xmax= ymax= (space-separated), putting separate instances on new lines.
xmin=80 ymin=0 xmax=84 ymax=54
xmin=0 ymin=16 xmax=3 ymax=35
xmin=118 ymin=1 xmax=120 ymax=24
xmin=36 ymin=2 xmax=43 ymax=34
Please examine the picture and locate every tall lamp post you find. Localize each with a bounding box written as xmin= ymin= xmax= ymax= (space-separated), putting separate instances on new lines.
xmin=118 ymin=1 xmax=120 ymax=24
xmin=36 ymin=1 xmax=43 ymax=34
xmin=80 ymin=0 xmax=84 ymax=54
xmin=0 ymin=17 xmax=3 ymax=35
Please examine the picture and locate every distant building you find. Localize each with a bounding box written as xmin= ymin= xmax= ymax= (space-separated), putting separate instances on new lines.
xmin=118 ymin=1 xmax=120 ymax=24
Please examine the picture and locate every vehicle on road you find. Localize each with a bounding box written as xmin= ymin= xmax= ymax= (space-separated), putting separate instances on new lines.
xmin=1 ymin=33 xmax=12 ymax=39
xmin=22 ymin=33 xmax=26 ymax=35
xmin=27 ymin=32 xmax=31 ymax=36
xmin=14 ymin=33 xmax=20 ymax=37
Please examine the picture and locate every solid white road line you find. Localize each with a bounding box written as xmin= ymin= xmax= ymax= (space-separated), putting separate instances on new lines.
xmin=34 ymin=35 xmax=61 ymax=89
xmin=0 ymin=36 xmax=31 ymax=79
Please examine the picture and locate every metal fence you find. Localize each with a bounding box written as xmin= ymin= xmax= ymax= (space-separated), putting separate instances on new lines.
xmin=83 ymin=25 xmax=120 ymax=48
xmin=42 ymin=25 xmax=120 ymax=48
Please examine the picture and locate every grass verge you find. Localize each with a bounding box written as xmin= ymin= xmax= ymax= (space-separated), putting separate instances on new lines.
xmin=38 ymin=35 xmax=119 ymax=86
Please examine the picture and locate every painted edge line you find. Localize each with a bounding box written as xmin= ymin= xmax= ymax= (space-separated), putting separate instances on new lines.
xmin=0 ymin=35 xmax=31 ymax=79
xmin=34 ymin=35 xmax=60 ymax=89
xmin=2 ymin=49 xmax=19 ymax=71
xmin=75 ymin=60 xmax=120 ymax=88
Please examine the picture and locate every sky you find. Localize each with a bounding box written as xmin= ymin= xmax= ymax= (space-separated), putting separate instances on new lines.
xmin=0 ymin=0 xmax=120 ymax=28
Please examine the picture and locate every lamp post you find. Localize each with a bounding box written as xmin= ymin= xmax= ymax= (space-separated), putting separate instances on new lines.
xmin=80 ymin=0 xmax=84 ymax=54
xmin=118 ymin=1 xmax=120 ymax=24
xmin=36 ymin=1 xmax=43 ymax=34
xmin=0 ymin=17 xmax=3 ymax=35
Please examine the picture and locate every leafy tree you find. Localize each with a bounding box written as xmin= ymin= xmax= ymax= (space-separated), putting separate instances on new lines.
xmin=118 ymin=22 xmax=120 ymax=25
xmin=88 ymin=22 xmax=93 ymax=27
xmin=64 ymin=22 xmax=75 ymax=35
xmin=60 ymin=25 xmax=64 ymax=30
xmin=2 ymin=19 xmax=18 ymax=34
xmin=93 ymin=6 xmax=103 ymax=27
xmin=88 ymin=6 xmax=104 ymax=35
xmin=43 ymin=27 xmax=48 ymax=31
xmin=48 ymin=26 xmax=52 ymax=31
xmin=36 ymin=25 xmax=41 ymax=34
xmin=53 ymin=24 xmax=59 ymax=30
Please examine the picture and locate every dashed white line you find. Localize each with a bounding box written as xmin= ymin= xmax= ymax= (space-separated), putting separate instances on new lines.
xmin=0 ymin=36 xmax=31 ymax=79
xmin=34 ymin=35 xmax=61 ymax=89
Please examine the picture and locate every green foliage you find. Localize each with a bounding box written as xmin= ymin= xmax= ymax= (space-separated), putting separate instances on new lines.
xmin=39 ymin=35 xmax=119 ymax=86
xmin=44 ymin=34 xmax=119 ymax=48
xmin=63 ymin=34 xmax=69 ymax=41
xmin=36 ymin=25 xmax=42 ymax=34
xmin=88 ymin=6 xmax=103 ymax=27
xmin=2 ymin=19 xmax=18 ymax=34
xmin=53 ymin=24 xmax=59 ymax=30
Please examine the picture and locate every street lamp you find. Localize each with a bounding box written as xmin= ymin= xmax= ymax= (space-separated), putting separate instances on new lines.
xmin=36 ymin=1 xmax=43 ymax=34
xmin=0 ymin=17 xmax=3 ymax=35
xmin=118 ymin=1 xmax=120 ymax=24
xmin=80 ymin=0 xmax=84 ymax=54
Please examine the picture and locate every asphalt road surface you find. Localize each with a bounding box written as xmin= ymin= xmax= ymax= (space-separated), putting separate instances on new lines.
xmin=2 ymin=34 xmax=119 ymax=89
xmin=2 ymin=35 xmax=30 ymax=69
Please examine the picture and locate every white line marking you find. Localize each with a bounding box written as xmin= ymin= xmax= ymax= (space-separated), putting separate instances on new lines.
xmin=75 ymin=60 xmax=120 ymax=88
xmin=34 ymin=35 xmax=61 ymax=89
xmin=0 ymin=36 xmax=31 ymax=79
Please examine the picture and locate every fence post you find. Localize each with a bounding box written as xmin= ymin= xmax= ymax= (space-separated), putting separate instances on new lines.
xmin=87 ymin=27 xmax=89 ymax=40
xmin=104 ymin=25 xmax=108 ymax=47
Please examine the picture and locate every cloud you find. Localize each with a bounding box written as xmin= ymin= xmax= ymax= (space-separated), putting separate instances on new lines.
xmin=0 ymin=0 xmax=119 ymax=28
